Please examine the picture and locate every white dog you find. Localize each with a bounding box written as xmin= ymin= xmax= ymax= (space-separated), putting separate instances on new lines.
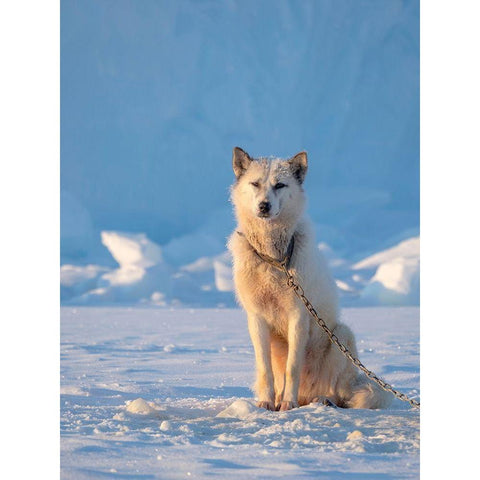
xmin=228 ymin=147 xmax=391 ymax=411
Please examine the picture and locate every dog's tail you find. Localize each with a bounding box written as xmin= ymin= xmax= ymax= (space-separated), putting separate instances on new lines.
xmin=345 ymin=376 xmax=393 ymax=409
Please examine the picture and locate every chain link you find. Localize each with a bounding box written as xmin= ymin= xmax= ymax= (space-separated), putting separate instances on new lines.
xmin=281 ymin=264 xmax=420 ymax=409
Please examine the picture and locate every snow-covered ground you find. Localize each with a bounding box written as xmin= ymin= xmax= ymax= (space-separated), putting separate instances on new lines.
xmin=61 ymin=306 xmax=420 ymax=479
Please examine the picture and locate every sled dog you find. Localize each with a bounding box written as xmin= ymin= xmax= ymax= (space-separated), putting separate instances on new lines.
xmin=228 ymin=147 xmax=391 ymax=411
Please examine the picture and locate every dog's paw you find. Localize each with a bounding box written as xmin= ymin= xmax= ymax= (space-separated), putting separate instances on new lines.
xmin=311 ymin=396 xmax=337 ymax=408
xmin=279 ymin=400 xmax=299 ymax=411
xmin=257 ymin=400 xmax=276 ymax=411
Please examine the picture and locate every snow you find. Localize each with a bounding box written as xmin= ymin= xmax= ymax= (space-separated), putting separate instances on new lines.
xmin=353 ymin=237 xmax=420 ymax=305
xmin=61 ymin=306 xmax=419 ymax=479
xmin=126 ymin=398 xmax=161 ymax=416
xmin=61 ymin=230 xmax=420 ymax=307
xmin=353 ymin=237 xmax=420 ymax=271
xmin=59 ymin=0 xmax=420 ymax=309
xmin=60 ymin=264 xmax=110 ymax=300
xmin=100 ymin=231 xmax=164 ymax=269
xmin=362 ymin=258 xmax=420 ymax=305
xmin=216 ymin=399 xmax=259 ymax=419
xmin=61 ymin=0 xmax=419 ymax=267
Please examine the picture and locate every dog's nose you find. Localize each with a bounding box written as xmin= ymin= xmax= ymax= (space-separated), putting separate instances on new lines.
xmin=259 ymin=201 xmax=271 ymax=213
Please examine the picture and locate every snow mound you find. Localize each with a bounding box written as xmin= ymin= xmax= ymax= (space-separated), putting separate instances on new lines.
xmin=97 ymin=231 xmax=168 ymax=291
xmin=60 ymin=230 xmax=420 ymax=307
xmin=355 ymin=237 xmax=420 ymax=305
xmin=361 ymin=257 xmax=420 ymax=305
xmin=100 ymin=265 xmax=146 ymax=287
xmin=346 ymin=430 xmax=364 ymax=441
xmin=61 ymin=264 xmax=109 ymax=287
xmin=125 ymin=398 xmax=159 ymax=416
xmin=101 ymin=231 xmax=163 ymax=269
xmin=159 ymin=420 xmax=171 ymax=431
xmin=61 ymin=264 xmax=111 ymax=301
xmin=353 ymin=237 xmax=419 ymax=270
xmin=63 ymin=231 xmax=172 ymax=304
xmin=216 ymin=399 xmax=259 ymax=419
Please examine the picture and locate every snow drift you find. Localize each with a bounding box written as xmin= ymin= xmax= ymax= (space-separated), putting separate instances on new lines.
xmin=61 ymin=229 xmax=419 ymax=307
xmin=353 ymin=237 xmax=420 ymax=305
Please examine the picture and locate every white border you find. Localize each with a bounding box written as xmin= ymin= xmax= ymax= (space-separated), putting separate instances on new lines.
xmin=1 ymin=1 xmax=59 ymax=478
xmin=421 ymin=0 xmax=480 ymax=477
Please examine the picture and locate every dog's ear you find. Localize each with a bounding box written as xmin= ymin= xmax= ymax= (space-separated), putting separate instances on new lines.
xmin=288 ymin=151 xmax=308 ymax=184
xmin=232 ymin=147 xmax=253 ymax=179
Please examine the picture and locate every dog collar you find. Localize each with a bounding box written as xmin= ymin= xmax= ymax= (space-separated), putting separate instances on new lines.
xmin=237 ymin=231 xmax=295 ymax=271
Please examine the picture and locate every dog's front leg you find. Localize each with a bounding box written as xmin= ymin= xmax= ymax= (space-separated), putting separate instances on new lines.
xmin=279 ymin=312 xmax=308 ymax=411
xmin=248 ymin=314 xmax=275 ymax=410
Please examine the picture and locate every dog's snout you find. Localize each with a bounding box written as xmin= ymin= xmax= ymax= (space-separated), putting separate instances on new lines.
xmin=259 ymin=201 xmax=271 ymax=213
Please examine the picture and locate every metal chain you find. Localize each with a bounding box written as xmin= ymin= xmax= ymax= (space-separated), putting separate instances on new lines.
xmin=280 ymin=264 xmax=420 ymax=409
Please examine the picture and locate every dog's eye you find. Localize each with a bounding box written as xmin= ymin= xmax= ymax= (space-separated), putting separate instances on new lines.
xmin=274 ymin=182 xmax=287 ymax=190
xmin=250 ymin=182 xmax=260 ymax=188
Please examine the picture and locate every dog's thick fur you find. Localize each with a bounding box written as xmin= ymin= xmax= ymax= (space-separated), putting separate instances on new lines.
xmin=228 ymin=147 xmax=391 ymax=411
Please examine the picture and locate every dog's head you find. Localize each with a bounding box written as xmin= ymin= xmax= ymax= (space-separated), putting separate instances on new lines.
xmin=230 ymin=147 xmax=308 ymax=222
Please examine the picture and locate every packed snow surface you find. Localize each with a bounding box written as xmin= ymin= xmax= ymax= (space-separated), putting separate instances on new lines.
xmin=61 ymin=307 xmax=419 ymax=479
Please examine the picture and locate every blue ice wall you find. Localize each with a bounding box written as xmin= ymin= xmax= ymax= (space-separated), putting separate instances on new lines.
xmin=61 ymin=0 xmax=419 ymax=259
